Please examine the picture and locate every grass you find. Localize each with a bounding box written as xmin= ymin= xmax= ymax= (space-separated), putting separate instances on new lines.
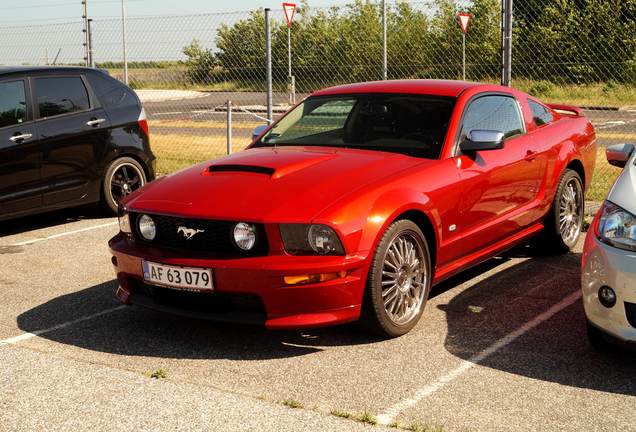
xmin=406 ymin=422 xmax=444 ymax=432
xmin=147 ymin=369 xmax=168 ymax=379
xmin=330 ymin=409 xmax=352 ymax=419
xmin=588 ymin=146 xmax=620 ymax=202
xmin=281 ymin=399 xmax=303 ymax=409
xmin=357 ymin=411 xmax=377 ymax=425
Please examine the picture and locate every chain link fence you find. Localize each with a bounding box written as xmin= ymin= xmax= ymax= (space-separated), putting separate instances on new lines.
xmin=1 ymin=0 xmax=634 ymax=201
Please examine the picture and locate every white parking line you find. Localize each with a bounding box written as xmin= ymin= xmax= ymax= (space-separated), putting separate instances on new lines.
xmin=0 ymin=305 xmax=126 ymax=347
xmin=376 ymin=290 xmax=582 ymax=425
xmin=9 ymin=221 xmax=117 ymax=247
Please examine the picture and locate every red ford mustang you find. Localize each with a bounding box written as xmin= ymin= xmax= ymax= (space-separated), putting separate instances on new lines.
xmin=109 ymin=80 xmax=596 ymax=337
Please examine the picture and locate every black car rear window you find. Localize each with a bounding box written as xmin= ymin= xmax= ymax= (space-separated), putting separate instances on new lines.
xmin=86 ymin=72 xmax=137 ymax=108
xmin=35 ymin=76 xmax=90 ymax=118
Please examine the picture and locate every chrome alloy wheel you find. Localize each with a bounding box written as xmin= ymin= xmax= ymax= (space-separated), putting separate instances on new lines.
xmin=110 ymin=162 xmax=144 ymax=205
xmin=381 ymin=232 xmax=428 ymax=326
xmin=559 ymin=177 xmax=583 ymax=246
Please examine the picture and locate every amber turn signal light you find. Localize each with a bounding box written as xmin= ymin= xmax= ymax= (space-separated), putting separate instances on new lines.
xmin=284 ymin=271 xmax=347 ymax=285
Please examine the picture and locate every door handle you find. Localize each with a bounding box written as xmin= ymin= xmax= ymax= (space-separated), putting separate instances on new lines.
xmin=524 ymin=150 xmax=538 ymax=161
xmin=86 ymin=118 xmax=106 ymax=127
xmin=9 ymin=133 xmax=33 ymax=143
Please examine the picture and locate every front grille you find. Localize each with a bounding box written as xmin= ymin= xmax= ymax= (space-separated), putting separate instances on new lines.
xmin=625 ymin=302 xmax=636 ymax=329
xmin=130 ymin=281 xmax=266 ymax=325
xmin=130 ymin=212 xmax=268 ymax=256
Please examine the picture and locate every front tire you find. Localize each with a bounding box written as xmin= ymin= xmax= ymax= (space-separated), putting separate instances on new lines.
xmin=102 ymin=157 xmax=147 ymax=214
xmin=538 ymin=169 xmax=584 ymax=254
xmin=360 ymin=220 xmax=432 ymax=338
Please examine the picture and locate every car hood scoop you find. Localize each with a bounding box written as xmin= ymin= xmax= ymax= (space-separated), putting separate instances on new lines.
xmin=208 ymin=164 xmax=275 ymax=176
xmin=127 ymin=146 xmax=427 ymax=221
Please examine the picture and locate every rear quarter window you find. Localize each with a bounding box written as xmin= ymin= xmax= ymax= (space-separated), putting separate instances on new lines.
xmin=86 ymin=72 xmax=137 ymax=109
xmin=528 ymin=99 xmax=554 ymax=126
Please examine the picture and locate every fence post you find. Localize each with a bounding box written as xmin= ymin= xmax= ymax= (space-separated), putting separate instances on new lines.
xmin=226 ymin=100 xmax=233 ymax=155
xmin=121 ymin=0 xmax=129 ymax=85
xmin=382 ymin=0 xmax=387 ymax=80
xmin=82 ymin=0 xmax=90 ymax=67
xmin=265 ymin=8 xmax=273 ymax=124
xmin=87 ymin=18 xmax=94 ymax=67
xmin=501 ymin=0 xmax=513 ymax=86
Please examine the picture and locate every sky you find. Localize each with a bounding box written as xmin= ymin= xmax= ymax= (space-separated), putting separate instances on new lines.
xmin=0 ymin=0 xmax=346 ymax=65
xmin=0 ymin=0 xmax=341 ymax=25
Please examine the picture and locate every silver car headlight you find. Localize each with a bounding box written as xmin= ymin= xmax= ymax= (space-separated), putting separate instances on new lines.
xmin=596 ymin=201 xmax=636 ymax=252
xmin=280 ymin=224 xmax=345 ymax=255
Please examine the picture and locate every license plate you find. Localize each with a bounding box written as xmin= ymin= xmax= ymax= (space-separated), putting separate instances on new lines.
xmin=142 ymin=260 xmax=213 ymax=291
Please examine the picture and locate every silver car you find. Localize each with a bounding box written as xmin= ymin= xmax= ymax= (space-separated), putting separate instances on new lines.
xmin=582 ymin=143 xmax=636 ymax=349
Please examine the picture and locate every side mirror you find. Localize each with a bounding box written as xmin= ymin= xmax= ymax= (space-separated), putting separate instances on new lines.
xmin=252 ymin=124 xmax=269 ymax=141
xmin=606 ymin=143 xmax=634 ymax=168
xmin=460 ymin=130 xmax=505 ymax=153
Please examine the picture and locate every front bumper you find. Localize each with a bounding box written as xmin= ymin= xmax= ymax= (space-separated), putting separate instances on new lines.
xmin=581 ymin=228 xmax=636 ymax=343
xmin=108 ymin=233 xmax=369 ymax=329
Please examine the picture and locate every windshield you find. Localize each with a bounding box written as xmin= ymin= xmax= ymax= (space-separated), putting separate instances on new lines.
xmin=254 ymin=94 xmax=455 ymax=158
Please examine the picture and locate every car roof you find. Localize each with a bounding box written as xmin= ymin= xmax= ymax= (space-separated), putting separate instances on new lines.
xmin=312 ymin=79 xmax=494 ymax=98
xmin=0 ymin=66 xmax=100 ymax=76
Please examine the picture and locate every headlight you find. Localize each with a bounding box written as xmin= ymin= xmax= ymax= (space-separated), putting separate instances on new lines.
xmin=596 ymin=201 xmax=636 ymax=252
xmin=138 ymin=214 xmax=157 ymax=241
xmin=280 ymin=224 xmax=345 ymax=255
xmin=233 ymin=222 xmax=257 ymax=250
xmin=118 ymin=208 xmax=131 ymax=234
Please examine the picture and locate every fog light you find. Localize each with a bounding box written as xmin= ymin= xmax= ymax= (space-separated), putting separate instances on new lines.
xmin=598 ymin=286 xmax=617 ymax=308
xmin=138 ymin=214 xmax=156 ymax=241
xmin=284 ymin=271 xmax=347 ymax=285
xmin=233 ymin=222 xmax=257 ymax=250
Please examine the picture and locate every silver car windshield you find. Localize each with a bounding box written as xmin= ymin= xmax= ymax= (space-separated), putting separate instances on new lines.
xmin=255 ymin=94 xmax=455 ymax=159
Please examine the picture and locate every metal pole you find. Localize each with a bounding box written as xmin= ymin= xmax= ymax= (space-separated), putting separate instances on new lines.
xmin=87 ymin=18 xmax=94 ymax=67
xmin=121 ymin=0 xmax=129 ymax=85
xmin=462 ymin=32 xmax=466 ymax=81
xmin=288 ymin=25 xmax=295 ymax=104
xmin=501 ymin=0 xmax=513 ymax=86
xmin=265 ymin=8 xmax=273 ymax=124
xmin=382 ymin=0 xmax=387 ymax=80
xmin=82 ymin=0 xmax=89 ymax=67
xmin=226 ymin=100 xmax=232 ymax=155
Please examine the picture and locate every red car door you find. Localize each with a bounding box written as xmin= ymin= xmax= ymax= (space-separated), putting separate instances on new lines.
xmin=454 ymin=94 xmax=543 ymax=256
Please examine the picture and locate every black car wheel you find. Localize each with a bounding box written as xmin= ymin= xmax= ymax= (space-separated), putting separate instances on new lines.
xmin=102 ymin=157 xmax=147 ymax=214
xmin=360 ymin=219 xmax=432 ymax=338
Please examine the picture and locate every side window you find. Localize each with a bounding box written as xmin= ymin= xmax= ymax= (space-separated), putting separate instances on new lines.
xmin=86 ymin=72 xmax=136 ymax=108
xmin=461 ymin=95 xmax=524 ymax=139
xmin=528 ymin=99 xmax=553 ymax=127
xmin=35 ymin=76 xmax=90 ymax=118
xmin=0 ymin=80 xmax=27 ymax=128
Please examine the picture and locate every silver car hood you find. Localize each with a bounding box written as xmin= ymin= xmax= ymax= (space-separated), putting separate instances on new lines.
xmin=607 ymin=153 xmax=636 ymax=215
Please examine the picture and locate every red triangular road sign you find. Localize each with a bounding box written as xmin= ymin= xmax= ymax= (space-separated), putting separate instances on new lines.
xmin=457 ymin=13 xmax=472 ymax=34
xmin=283 ymin=3 xmax=296 ymax=28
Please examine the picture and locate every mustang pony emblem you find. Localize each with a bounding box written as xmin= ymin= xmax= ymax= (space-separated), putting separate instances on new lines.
xmin=177 ymin=226 xmax=204 ymax=240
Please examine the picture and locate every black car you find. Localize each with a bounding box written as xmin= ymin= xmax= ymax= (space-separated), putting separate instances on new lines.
xmin=0 ymin=66 xmax=155 ymax=221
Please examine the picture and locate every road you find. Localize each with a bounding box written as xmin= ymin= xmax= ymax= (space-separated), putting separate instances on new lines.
xmin=1 ymin=208 xmax=635 ymax=431
xmin=143 ymin=91 xmax=636 ymax=147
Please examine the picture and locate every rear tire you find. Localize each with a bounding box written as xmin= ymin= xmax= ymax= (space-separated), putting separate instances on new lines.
xmin=536 ymin=169 xmax=584 ymax=254
xmin=101 ymin=157 xmax=147 ymax=214
xmin=359 ymin=220 xmax=432 ymax=338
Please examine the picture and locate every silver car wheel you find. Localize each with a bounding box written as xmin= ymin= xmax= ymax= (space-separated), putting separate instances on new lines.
xmin=381 ymin=232 xmax=428 ymax=326
xmin=559 ymin=177 xmax=583 ymax=246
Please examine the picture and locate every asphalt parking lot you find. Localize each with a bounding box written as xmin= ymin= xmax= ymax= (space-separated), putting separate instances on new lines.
xmin=1 ymin=208 xmax=635 ymax=432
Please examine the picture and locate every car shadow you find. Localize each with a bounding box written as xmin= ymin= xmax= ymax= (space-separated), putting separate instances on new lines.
xmin=16 ymin=279 xmax=383 ymax=361
xmin=0 ymin=205 xmax=111 ymax=238
xmin=437 ymin=245 xmax=636 ymax=397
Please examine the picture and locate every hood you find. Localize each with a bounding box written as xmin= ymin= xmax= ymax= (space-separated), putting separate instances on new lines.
xmin=125 ymin=146 xmax=431 ymax=222
xmin=607 ymin=155 xmax=636 ymax=216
